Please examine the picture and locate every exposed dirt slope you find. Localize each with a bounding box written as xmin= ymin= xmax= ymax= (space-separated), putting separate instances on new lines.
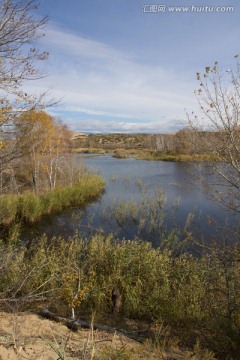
xmin=0 ymin=311 xmax=160 ymax=359
xmin=0 ymin=312 xmax=213 ymax=359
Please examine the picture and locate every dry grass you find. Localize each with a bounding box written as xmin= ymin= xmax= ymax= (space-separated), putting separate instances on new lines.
xmin=0 ymin=312 xmax=216 ymax=359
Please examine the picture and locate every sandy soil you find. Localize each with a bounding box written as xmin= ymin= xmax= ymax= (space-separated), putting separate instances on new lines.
xmin=0 ymin=311 xmax=149 ymax=359
xmin=0 ymin=311 xmax=211 ymax=359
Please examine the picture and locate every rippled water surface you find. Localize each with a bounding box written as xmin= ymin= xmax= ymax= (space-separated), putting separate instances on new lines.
xmin=26 ymin=155 xmax=238 ymax=245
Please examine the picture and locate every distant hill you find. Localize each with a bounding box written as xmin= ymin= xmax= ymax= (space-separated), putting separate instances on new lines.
xmin=71 ymin=133 xmax=158 ymax=150
xmin=71 ymin=132 xmax=88 ymax=140
xmin=70 ymin=130 xmax=210 ymax=155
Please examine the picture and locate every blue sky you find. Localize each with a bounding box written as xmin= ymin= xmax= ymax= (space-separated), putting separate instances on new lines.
xmin=28 ymin=0 xmax=239 ymax=133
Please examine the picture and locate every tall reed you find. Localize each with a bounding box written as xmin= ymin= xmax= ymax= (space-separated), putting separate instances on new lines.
xmin=0 ymin=174 xmax=105 ymax=225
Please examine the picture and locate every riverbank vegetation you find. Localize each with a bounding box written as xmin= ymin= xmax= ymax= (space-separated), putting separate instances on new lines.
xmin=73 ymin=147 xmax=110 ymax=154
xmin=0 ymin=233 xmax=239 ymax=358
xmin=112 ymin=148 xmax=217 ymax=162
xmin=0 ymin=106 xmax=105 ymax=226
xmin=72 ymin=132 xmax=222 ymax=162
xmin=73 ymin=146 xmax=218 ymax=162
xmin=0 ymin=174 xmax=104 ymax=226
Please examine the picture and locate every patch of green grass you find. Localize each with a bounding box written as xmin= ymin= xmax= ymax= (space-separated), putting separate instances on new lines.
xmin=0 ymin=174 xmax=105 ymax=225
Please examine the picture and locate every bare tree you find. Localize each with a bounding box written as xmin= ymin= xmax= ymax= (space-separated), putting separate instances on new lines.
xmin=189 ymin=56 xmax=240 ymax=213
xmin=0 ymin=0 xmax=48 ymax=92
xmin=0 ymin=0 xmax=49 ymax=177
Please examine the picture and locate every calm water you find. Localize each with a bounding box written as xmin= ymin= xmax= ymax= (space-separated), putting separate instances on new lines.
xmin=26 ymin=154 xmax=239 ymax=246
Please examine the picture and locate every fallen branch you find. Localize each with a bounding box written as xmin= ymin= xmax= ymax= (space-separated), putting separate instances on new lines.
xmin=39 ymin=308 xmax=145 ymax=343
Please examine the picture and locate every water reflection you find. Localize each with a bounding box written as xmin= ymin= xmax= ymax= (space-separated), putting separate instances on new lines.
xmin=25 ymin=155 xmax=239 ymax=246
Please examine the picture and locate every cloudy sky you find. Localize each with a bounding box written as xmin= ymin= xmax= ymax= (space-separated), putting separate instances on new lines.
xmin=29 ymin=0 xmax=239 ymax=133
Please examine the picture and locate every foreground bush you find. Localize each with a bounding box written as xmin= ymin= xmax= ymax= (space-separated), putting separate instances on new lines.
xmin=0 ymin=233 xmax=239 ymax=357
xmin=0 ymin=174 xmax=105 ymax=225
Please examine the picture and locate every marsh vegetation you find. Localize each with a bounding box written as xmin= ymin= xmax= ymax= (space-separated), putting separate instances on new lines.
xmin=1 ymin=155 xmax=238 ymax=358
xmin=0 ymin=1 xmax=240 ymax=358
xmin=1 ymin=232 xmax=240 ymax=358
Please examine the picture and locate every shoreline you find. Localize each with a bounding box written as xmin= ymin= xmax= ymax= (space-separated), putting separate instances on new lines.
xmin=74 ymin=147 xmax=217 ymax=162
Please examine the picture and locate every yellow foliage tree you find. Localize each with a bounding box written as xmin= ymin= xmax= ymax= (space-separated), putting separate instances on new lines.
xmin=16 ymin=110 xmax=71 ymax=192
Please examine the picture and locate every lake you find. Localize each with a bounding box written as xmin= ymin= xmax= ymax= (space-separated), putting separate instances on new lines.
xmin=26 ymin=154 xmax=239 ymax=247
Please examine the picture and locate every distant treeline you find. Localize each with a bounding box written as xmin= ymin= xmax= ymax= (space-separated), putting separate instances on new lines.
xmin=71 ymin=129 xmax=226 ymax=155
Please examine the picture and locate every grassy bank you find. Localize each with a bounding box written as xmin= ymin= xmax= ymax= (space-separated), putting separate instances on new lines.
xmin=0 ymin=174 xmax=105 ymax=225
xmin=73 ymin=147 xmax=110 ymax=154
xmin=113 ymin=149 xmax=217 ymax=162
xmin=0 ymin=233 xmax=239 ymax=358
xmin=73 ymin=147 xmax=217 ymax=162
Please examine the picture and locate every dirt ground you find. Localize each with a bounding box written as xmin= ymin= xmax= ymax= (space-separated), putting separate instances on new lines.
xmin=0 ymin=311 xmax=141 ymax=359
xmin=0 ymin=311 xmax=214 ymax=360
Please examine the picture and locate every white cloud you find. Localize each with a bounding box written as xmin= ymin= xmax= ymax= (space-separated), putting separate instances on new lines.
xmin=27 ymin=24 xmax=197 ymax=132
xmin=59 ymin=106 xmax=137 ymax=119
xmin=66 ymin=118 xmax=186 ymax=133
xmin=45 ymin=27 xmax=130 ymax=62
